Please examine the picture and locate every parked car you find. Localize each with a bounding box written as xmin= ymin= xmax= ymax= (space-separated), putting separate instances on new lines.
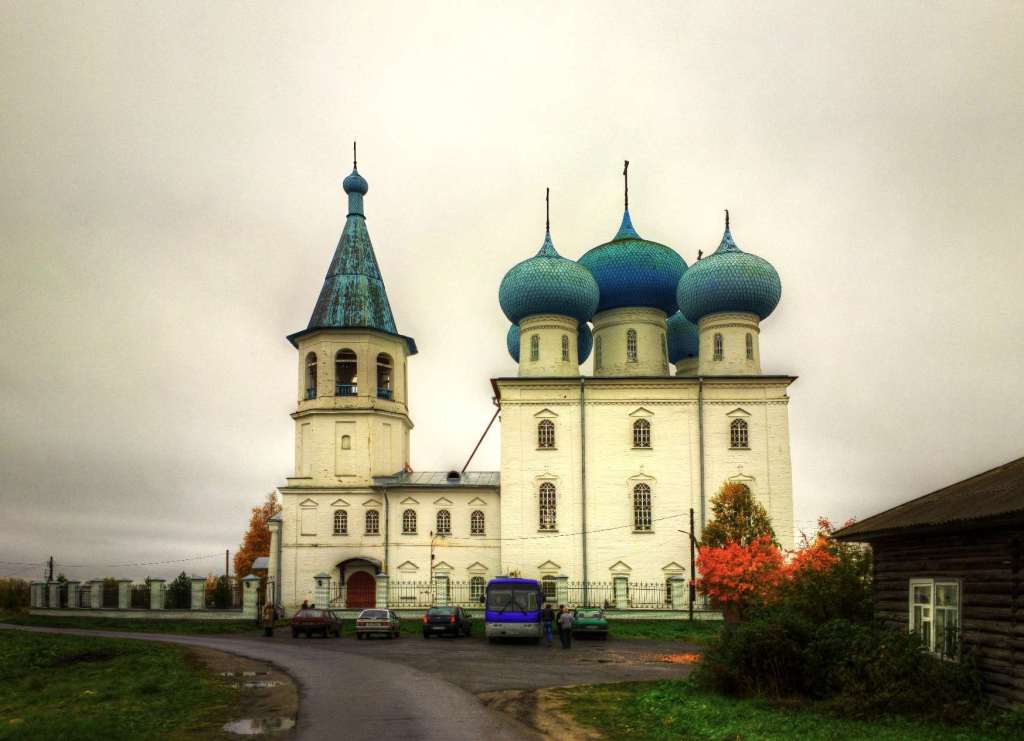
xmin=355 ymin=608 xmax=401 ymax=639
xmin=291 ymin=608 xmax=343 ymax=638
xmin=572 ymin=608 xmax=609 ymax=639
xmin=422 ymin=606 xmax=472 ymax=638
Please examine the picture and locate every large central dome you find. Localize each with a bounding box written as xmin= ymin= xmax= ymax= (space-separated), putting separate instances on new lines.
xmin=578 ymin=211 xmax=687 ymax=316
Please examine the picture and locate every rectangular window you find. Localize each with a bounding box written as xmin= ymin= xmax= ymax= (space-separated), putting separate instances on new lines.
xmin=909 ymin=578 xmax=961 ymax=658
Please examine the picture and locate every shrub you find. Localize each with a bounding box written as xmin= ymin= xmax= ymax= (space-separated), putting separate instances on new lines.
xmin=0 ymin=578 xmax=30 ymax=610
xmin=165 ymin=572 xmax=192 ymax=609
xmin=696 ymin=535 xmax=786 ymax=621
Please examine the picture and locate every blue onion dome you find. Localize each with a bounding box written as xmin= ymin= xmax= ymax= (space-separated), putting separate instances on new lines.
xmin=499 ymin=230 xmax=600 ymax=325
xmin=666 ymin=311 xmax=699 ymax=363
xmin=507 ymin=324 xmax=520 ymax=362
xmin=577 ymin=324 xmax=594 ymax=363
xmin=343 ymin=168 xmax=368 ymax=195
xmin=677 ymin=214 xmax=782 ymax=323
xmin=578 ymin=210 xmax=688 ymax=316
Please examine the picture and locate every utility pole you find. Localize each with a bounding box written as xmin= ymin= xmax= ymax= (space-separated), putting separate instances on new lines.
xmin=48 ymin=556 xmax=54 ymax=582
xmin=689 ymin=508 xmax=696 ymax=622
xmin=225 ymin=550 xmax=229 ymax=579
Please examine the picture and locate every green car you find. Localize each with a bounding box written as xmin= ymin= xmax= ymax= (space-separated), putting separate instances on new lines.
xmin=572 ymin=608 xmax=609 ymax=640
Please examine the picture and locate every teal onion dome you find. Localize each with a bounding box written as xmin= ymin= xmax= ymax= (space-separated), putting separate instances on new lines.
xmin=507 ymin=322 xmax=594 ymax=364
xmin=342 ymin=168 xmax=368 ymax=195
xmin=666 ymin=311 xmax=699 ymax=363
xmin=499 ymin=230 xmax=600 ymax=325
xmin=578 ymin=211 xmax=688 ymax=316
xmin=676 ymin=219 xmax=782 ymax=323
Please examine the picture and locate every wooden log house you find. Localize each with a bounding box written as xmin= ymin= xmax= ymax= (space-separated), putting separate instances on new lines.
xmin=835 ymin=457 xmax=1024 ymax=706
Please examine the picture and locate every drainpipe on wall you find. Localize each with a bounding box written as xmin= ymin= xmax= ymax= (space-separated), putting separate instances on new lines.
xmin=275 ymin=517 xmax=283 ymax=611
xmin=580 ymin=376 xmax=588 ymax=601
xmin=383 ymin=488 xmax=390 ymax=575
xmin=697 ymin=377 xmax=706 ymax=531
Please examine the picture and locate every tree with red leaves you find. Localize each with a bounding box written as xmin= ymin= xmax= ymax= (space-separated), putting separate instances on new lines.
xmin=696 ymin=535 xmax=786 ymax=621
xmin=233 ymin=492 xmax=282 ymax=579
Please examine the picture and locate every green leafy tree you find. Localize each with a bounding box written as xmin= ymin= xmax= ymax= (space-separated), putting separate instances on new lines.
xmin=165 ymin=571 xmax=192 ymax=609
xmin=701 ymin=482 xmax=776 ymax=547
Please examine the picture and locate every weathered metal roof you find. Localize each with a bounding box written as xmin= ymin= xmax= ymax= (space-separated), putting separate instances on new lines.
xmin=834 ymin=456 xmax=1024 ymax=540
xmin=250 ymin=557 xmax=270 ymax=571
xmin=373 ymin=471 xmax=500 ymax=488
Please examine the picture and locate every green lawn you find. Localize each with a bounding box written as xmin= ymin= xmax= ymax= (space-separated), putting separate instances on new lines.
xmin=0 ymin=610 xmax=259 ymax=634
xmin=602 ymin=619 xmax=721 ymax=644
xmin=557 ymin=679 xmax=1024 ymax=741
xmin=0 ymin=631 xmax=236 ymax=740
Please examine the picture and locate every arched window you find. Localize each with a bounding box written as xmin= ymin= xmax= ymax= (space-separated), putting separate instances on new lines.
xmin=713 ymin=333 xmax=723 ymax=361
xmin=633 ymin=483 xmax=652 ymax=531
xmin=304 ymin=352 xmax=318 ymax=400
xmin=402 ymin=509 xmax=417 ymax=534
xmin=626 ymin=329 xmax=638 ymax=362
xmin=633 ymin=418 xmax=651 ymax=448
xmin=333 ymin=510 xmax=348 ymax=535
xmin=335 ymin=349 xmax=357 ymax=396
xmin=341 ymin=435 xmax=352 ymax=450
xmin=529 ymin=334 xmax=540 ymax=362
xmin=470 ymin=510 xmax=485 ymax=535
xmin=537 ymin=419 xmax=555 ymax=449
xmin=539 ymin=482 xmax=556 ymax=531
xmin=730 ymin=419 xmax=749 ymax=449
xmin=365 ymin=509 xmax=380 ymax=535
xmin=745 ymin=333 xmax=753 ymax=360
xmin=541 ymin=575 xmax=557 ymax=600
xmin=376 ymin=353 xmax=393 ymax=400
xmin=470 ymin=576 xmax=486 ymax=601
xmin=561 ymin=334 xmax=570 ymax=362
xmin=436 ymin=509 xmax=451 ymax=536
xmin=595 ymin=336 xmax=603 ymax=369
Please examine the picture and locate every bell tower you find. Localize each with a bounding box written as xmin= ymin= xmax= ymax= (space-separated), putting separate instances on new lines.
xmin=285 ymin=146 xmax=417 ymax=487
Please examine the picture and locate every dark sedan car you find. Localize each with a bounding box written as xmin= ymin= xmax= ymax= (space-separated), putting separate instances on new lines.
xmin=291 ymin=608 xmax=343 ymax=638
xmin=422 ymin=606 xmax=472 ymax=638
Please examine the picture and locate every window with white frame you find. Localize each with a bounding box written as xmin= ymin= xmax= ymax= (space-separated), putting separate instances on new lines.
xmin=541 ymin=575 xmax=557 ymax=600
xmin=333 ymin=510 xmax=347 ymax=535
xmin=633 ymin=483 xmax=652 ymax=531
xmin=713 ymin=333 xmax=723 ymax=361
xmin=470 ymin=576 xmax=486 ymax=601
xmin=365 ymin=509 xmax=380 ymax=535
xmin=402 ymin=509 xmax=417 ymax=534
xmin=539 ymin=482 xmax=557 ymax=530
xmin=626 ymin=329 xmax=638 ymax=362
xmin=633 ymin=418 xmax=651 ymax=448
xmin=529 ymin=334 xmax=539 ymax=362
xmin=537 ymin=419 xmax=555 ymax=449
xmin=730 ymin=419 xmax=749 ymax=449
xmin=910 ymin=578 xmax=961 ymax=658
xmin=435 ymin=509 xmax=451 ymax=535
xmin=595 ymin=336 xmax=603 ymax=369
xmin=470 ymin=509 xmax=485 ymax=535
xmin=561 ymin=334 xmax=570 ymax=362
xmin=745 ymin=332 xmax=753 ymax=360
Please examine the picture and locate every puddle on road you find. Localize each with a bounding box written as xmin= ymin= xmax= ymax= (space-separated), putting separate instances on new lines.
xmin=223 ymin=717 xmax=296 ymax=735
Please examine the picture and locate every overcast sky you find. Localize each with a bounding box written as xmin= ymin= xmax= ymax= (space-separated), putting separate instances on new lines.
xmin=2 ymin=2 xmax=1022 ymax=581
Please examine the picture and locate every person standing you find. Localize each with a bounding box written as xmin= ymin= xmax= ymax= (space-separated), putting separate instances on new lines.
xmin=541 ymin=603 xmax=555 ymax=646
xmin=557 ymin=607 xmax=574 ymax=649
xmin=262 ymin=601 xmax=275 ymax=638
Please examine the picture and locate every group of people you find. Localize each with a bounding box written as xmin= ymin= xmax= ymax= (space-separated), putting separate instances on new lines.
xmin=540 ymin=603 xmax=575 ymax=649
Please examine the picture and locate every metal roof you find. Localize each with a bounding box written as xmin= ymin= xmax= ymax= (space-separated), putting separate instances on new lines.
xmin=250 ymin=557 xmax=270 ymax=571
xmin=834 ymin=456 xmax=1024 ymax=540
xmin=373 ymin=471 xmax=500 ymax=488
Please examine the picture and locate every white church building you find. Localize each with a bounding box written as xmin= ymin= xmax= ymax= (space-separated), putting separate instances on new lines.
xmin=268 ymin=158 xmax=794 ymax=610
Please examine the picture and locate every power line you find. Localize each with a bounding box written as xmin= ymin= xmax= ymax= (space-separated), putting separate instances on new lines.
xmin=54 ymin=553 xmax=224 ymax=569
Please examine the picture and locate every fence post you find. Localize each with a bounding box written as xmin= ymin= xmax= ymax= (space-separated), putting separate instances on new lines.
xmin=242 ymin=575 xmax=260 ymax=619
xmin=375 ymin=573 xmax=389 ymax=608
xmin=90 ymin=580 xmax=104 ymax=609
xmin=117 ymin=579 xmax=132 ymax=609
xmin=48 ymin=581 xmax=59 ymax=609
xmin=191 ymin=576 xmax=206 ymax=610
xmin=669 ymin=576 xmax=687 ymax=611
xmin=313 ymin=573 xmax=330 ymax=608
xmin=613 ymin=576 xmax=628 ymax=609
xmin=555 ymin=575 xmax=569 ymax=607
xmin=149 ymin=578 xmax=165 ymax=610
xmin=66 ymin=580 xmax=80 ymax=609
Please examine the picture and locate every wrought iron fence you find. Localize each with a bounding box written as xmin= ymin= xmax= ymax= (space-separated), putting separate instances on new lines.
xmin=164 ymin=584 xmax=191 ymax=610
xmin=102 ymin=581 xmax=119 ymax=608
xmin=58 ymin=583 xmax=69 ymax=608
xmin=204 ymin=579 xmax=242 ymax=610
xmin=130 ymin=584 xmax=151 ymax=609
xmin=77 ymin=584 xmax=91 ymax=608
xmin=626 ymin=581 xmax=669 ymax=608
xmin=388 ymin=580 xmax=432 ymax=607
xmin=565 ymin=581 xmax=615 ymax=608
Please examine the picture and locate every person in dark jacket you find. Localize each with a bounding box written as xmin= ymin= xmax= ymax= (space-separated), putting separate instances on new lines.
xmin=541 ymin=603 xmax=555 ymax=646
xmin=557 ymin=607 xmax=574 ymax=649
xmin=262 ymin=602 xmax=275 ymax=637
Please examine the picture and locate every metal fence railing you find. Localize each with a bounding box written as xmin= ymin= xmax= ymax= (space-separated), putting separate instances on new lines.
xmin=163 ymin=584 xmax=191 ymax=610
xmin=102 ymin=581 xmax=119 ymax=608
xmin=130 ymin=584 xmax=150 ymax=609
xmin=77 ymin=585 xmax=91 ymax=608
xmin=204 ymin=580 xmax=242 ymax=610
xmin=58 ymin=583 xmax=69 ymax=608
xmin=565 ymin=581 xmax=615 ymax=608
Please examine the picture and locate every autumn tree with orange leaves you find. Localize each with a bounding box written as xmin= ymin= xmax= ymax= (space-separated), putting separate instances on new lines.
xmin=234 ymin=492 xmax=282 ymax=578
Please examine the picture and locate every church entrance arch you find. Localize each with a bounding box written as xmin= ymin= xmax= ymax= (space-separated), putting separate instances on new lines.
xmin=346 ymin=571 xmax=376 ymax=609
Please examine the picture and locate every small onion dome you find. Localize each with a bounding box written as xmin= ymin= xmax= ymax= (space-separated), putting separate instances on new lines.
xmin=343 ymin=168 xmax=368 ymax=195
xmin=676 ymin=217 xmax=782 ymax=323
xmin=506 ymin=324 xmax=520 ymax=362
xmin=666 ymin=311 xmax=699 ymax=363
xmin=578 ymin=211 xmax=688 ymax=316
xmin=499 ymin=230 xmax=600 ymax=325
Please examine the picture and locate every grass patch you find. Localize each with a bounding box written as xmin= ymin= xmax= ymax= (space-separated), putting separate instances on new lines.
xmin=0 ymin=631 xmax=236 ymax=740
xmin=557 ymin=679 xmax=1024 ymax=741
xmin=603 ymin=619 xmax=722 ymax=644
xmin=0 ymin=610 xmax=258 ymax=634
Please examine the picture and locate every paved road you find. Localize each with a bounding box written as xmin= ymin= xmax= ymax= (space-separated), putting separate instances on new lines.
xmin=1 ymin=625 xmax=537 ymax=741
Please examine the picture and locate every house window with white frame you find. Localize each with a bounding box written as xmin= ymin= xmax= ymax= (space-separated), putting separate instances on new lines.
xmin=537 ymin=419 xmax=555 ymax=449
xmin=626 ymin=329 xmax=638 ymax=362
xmin=910 ymin=578 xmax=961 ymax=658
xmin=541 ymin=575 xmax=557 ymax=600
xmin=333 ymin=510 xmax=347 ymax=535
xmin=730 ymin=419 xmax=749 ymax=449
xmin=402 ymin=508 xmax=417 ymax=534
xmin=633 ymin=483 xmax=652 ymax=531
xmin=633 ymin=418 xmax=651 ymax=448
xmin=561 ymin=334 xmax=570 ymax=362
xmin=365 ymin=509 xmax=380 ymax=535
xmin=539 ymin=482 xmax=557 ymax=530
xmin=435 ymin=509 xmax=451 ymax=536
xmin=470 ymin=509 xmax=485 ymax=535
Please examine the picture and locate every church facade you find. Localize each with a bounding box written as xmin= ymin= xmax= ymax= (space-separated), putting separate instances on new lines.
xmin=268 ymin=159 xmax=794 ymax=610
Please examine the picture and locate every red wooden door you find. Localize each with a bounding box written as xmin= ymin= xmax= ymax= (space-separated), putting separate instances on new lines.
xmin=346 ymin=571 xmax=376 ymax=608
